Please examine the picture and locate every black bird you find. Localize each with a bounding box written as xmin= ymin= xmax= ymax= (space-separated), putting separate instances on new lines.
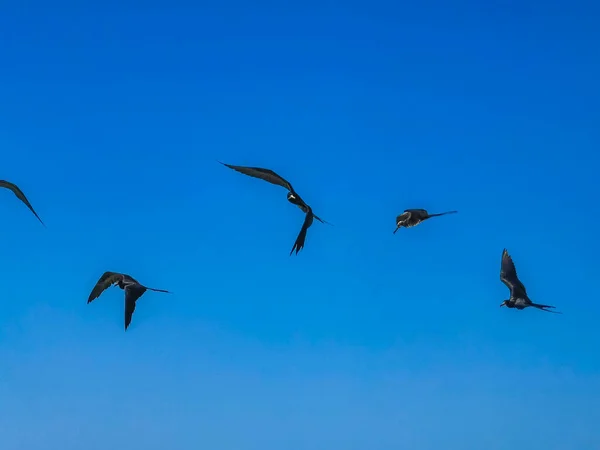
xmin=87 ymin=271 xmax=171 ymax=330
xmin=499 ymin=249 xmax=561 ymax=313
xmin=1 ymin=180 xmax=44 ymax=226
xmin=393 ymin=208 xmax=456 ymax=233
xmin=219 ymin=162 xmax=328 ymax=255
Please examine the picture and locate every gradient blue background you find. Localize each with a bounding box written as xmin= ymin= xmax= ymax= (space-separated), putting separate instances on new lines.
xmin=1 ymin=1 xmax=599 ymax=449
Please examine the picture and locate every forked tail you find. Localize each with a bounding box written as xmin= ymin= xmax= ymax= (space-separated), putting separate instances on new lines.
xmin=531 ymin=303 xmax=562 ymax=314
xmin=146 ymin=287 xmax=171 ymax=294
xmin=427 ymin=210 xmax=458 ymax=218
xmin=314 ymin=214 xmax=333 ymax=226
xmin=290 ymin=211 xmax=313 ymax=256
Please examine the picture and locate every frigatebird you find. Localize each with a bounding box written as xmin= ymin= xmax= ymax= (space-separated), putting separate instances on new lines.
xmin=393 ymin=208 xmax=456 ymax=233
xmin=219 ymin=162 xmax=328 ymax=255
xmin=499 ymin=248 xmax=561 ymax=313
xmin=1 ymin=180 xmax=44 ymax=226
xmin=87 ymin=271 xmax=171 ymax=330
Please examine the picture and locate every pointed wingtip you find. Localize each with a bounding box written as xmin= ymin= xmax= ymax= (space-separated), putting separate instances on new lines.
xmin=30 ymin=210 xmax=45 ymax=226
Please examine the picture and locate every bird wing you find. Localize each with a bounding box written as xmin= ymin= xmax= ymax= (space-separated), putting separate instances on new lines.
xmin=0 ymin=180 xmax=44 ymax=225
xmin=404 ymin=209 xmax=429 ymax=219
xmin=125 ymin=284 xmax=146 ymax=330
xmin=121 ymin=274 xmax=141 ymax=285
xmin=219 ymin=162 xmax=294 ymax=192
xmin=124 ymin=285 xmax=146 ymax=330
xmin=290 ymin=211 xmax=314 ymax=255
xmin=87 ymin=272 xmax=124 ymax=303
xmin=500 ymin=249 xmax=527 ymax=296
xmin=396 ymin=211 xmax=412 ymax=225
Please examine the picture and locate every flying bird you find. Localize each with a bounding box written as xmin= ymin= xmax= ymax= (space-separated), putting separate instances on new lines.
xmin=219 ymin=162 xmax=328 ymax=255
xmin=393 ymin=208 xmax=456 ymax=233
xmin=499 ymin=249 xmax=561 ymax=313
xmin=1 ymin=180 xmax=44 ymax=226
xmin=87 ymin=271 xmax=171 ymax=330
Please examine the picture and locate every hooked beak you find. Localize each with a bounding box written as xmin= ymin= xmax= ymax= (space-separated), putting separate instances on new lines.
xmin=500 ymin=301 xmax=506 ymax=307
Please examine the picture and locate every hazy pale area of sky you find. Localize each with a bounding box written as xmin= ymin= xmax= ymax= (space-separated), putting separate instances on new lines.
xmin=0 ymin=1 xmax=599 ymax=449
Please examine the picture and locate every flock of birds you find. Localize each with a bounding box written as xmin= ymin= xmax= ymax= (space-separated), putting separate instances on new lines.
xmin=1 ymin=164 xmax=561 ymax=330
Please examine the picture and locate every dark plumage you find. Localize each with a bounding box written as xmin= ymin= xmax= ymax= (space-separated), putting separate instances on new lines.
xmin=0 ymin=180 xmax=44 ymax=226
xmin=499 ymin=249 xmax=561 ymax=313
xmin=87 ymin=271 xmax=171 ymax=330
xmin=219 ymin=162 xmax=328 ymax=255
xmin=393 ymin=208 xmax=456 ymax=233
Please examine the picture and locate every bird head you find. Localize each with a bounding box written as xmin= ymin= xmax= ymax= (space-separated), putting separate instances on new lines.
xmin=287 ymin=192 xmax=304 ymax=208
xmin=500 ymin=300 xmax=508 ymax=307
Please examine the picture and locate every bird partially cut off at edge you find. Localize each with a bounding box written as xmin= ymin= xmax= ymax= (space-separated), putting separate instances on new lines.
xmin=499 ymin=248 xmax=561 ymax=314
xmin=87 ymin=271 xmax=171 ymax=330
xmin=1 ymin=180 xmax=45 ymax=226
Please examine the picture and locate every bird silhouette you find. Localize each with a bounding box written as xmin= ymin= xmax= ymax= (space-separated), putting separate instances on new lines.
xmin=87 ymin=271 xmax=171 ymax=330
xmin=393 ymin=208 xmax=456 ymax=233
xmin=219 ymin=162 xmax=329 ymax=255
xmin=1 ymin=180 xmax=44 ymax=226
xmin=499 ymin=249 xmax=561 ymax=313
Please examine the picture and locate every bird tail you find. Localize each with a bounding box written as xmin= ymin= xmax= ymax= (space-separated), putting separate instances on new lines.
xmin=427 ymin=210 xmax=458 ymax=218
xmin=290 ymin=211 xmax=313 ymax=256
xmin=314 ymin=214 xmax=333 ymax=226
xmin=531 ymin=303 xmax=562 ymax=314
xmin=145 ymin=287 xmax=171 ymax=294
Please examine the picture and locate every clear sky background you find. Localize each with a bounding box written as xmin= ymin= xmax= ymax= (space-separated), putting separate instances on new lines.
xmin=1 ymin=1 xmax=599 ymax=449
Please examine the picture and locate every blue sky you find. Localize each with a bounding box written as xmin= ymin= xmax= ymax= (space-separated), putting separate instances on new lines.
xmin=1 ymin=1 xmax=599 ymax=449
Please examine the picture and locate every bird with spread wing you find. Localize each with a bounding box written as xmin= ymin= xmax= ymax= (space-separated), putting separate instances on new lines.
xmin=87 ymin=271 xmax=171 ymax=330
xmin=219 ymin=162 xmax=329 ymax=255
xmin=499 ymin=249 xmax=561 ymax=313
xmin=393 ymin=208 xmax=456 ymax=233
xmin=1 ymin=180 xmax=44 ymax=226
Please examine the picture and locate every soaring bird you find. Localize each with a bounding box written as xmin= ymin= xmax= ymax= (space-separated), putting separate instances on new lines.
xmin=1 ymin=180 xmax=44 ymax=226
xmin=87 ymin=271 xmax=171 ymax=330
xmin=499 ymin=249 xmax=561 ymax=313
xmin=219 ymin=162 xmax=328 ymax=255
xmin=393 ymin=208 xmax=456 ymax=233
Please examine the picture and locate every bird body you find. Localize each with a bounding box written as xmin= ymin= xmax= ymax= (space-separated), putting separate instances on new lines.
xmin=393 ymin=208 xmax=456 ymax=233
xmin=1 ymin=180 xmax=44 ymax=225
xmin=219 ymin=162 xmax=328 ymax=255
xmin=87 ymin=271 xmax=171 ymax=330
xmin=499 ymin=249 xmax=560 ymax=313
